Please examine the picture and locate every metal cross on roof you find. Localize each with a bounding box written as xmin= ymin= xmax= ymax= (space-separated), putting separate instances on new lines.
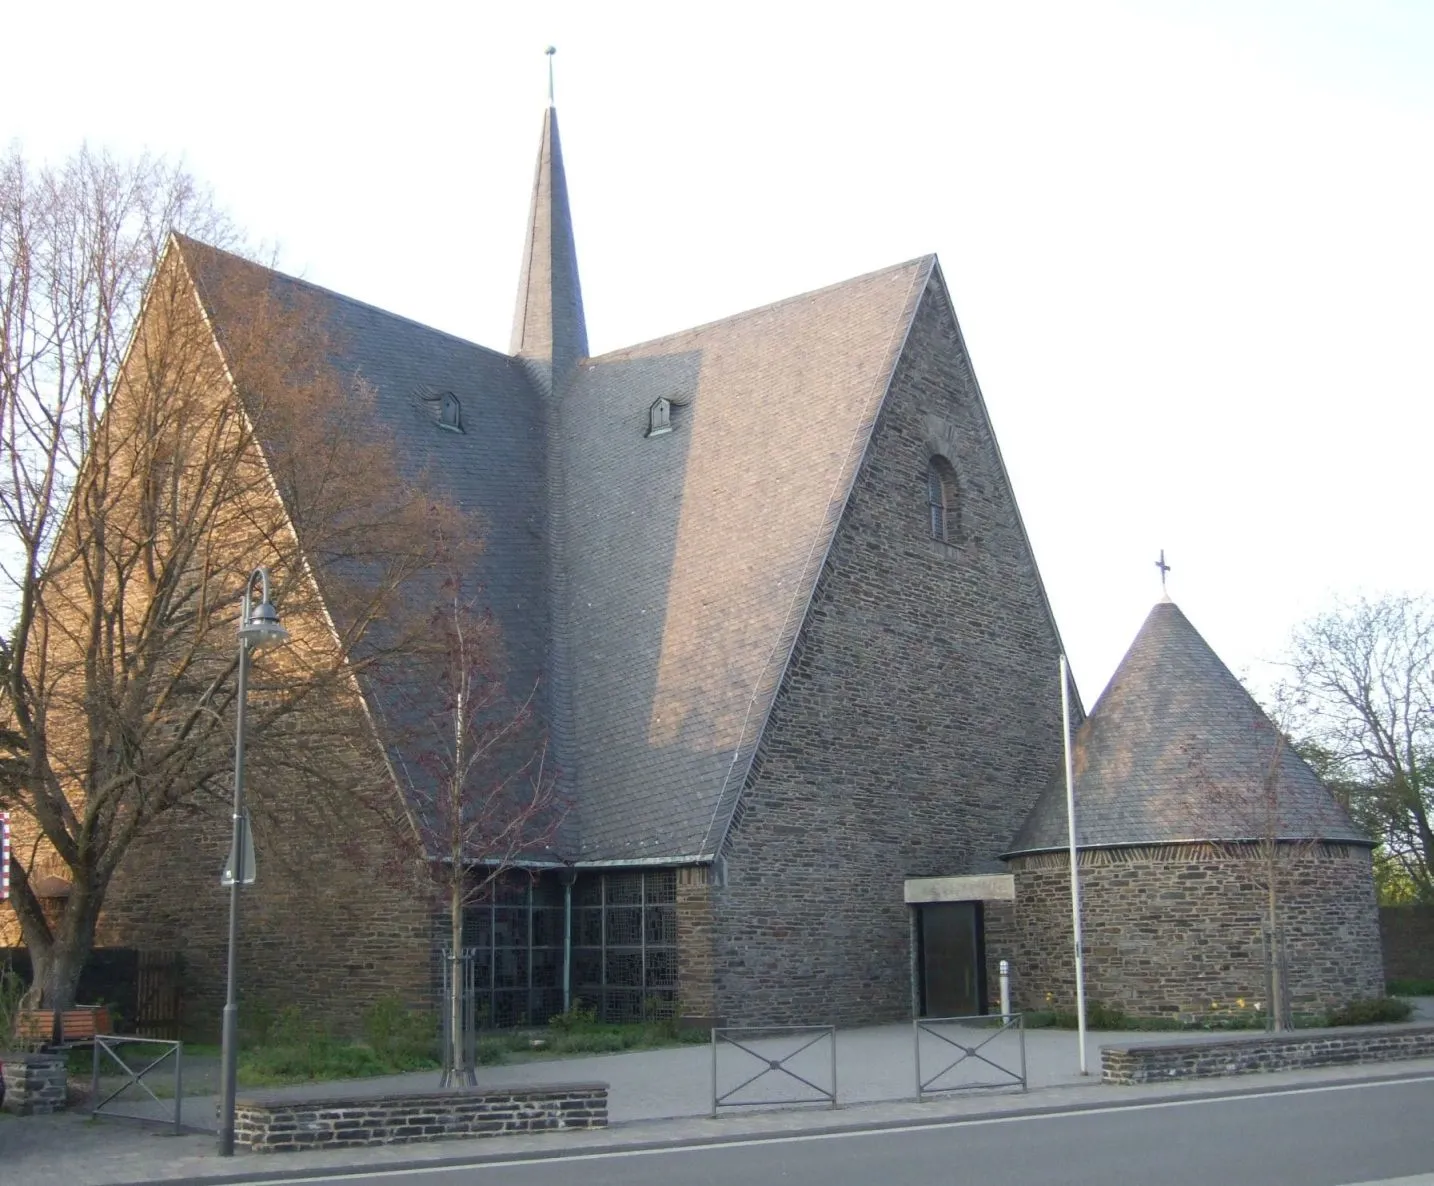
xmin=546 ymin=46 xmax=557 ymax=106
xmin=1155 ymin=549 xmax=1171 ymax=594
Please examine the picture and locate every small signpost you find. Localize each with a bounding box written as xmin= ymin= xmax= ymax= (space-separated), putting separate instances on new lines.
xmin=220 ymin=812 xmax=255 ymax=887
xmin=1 ymin=811 xmax=10 ymax=901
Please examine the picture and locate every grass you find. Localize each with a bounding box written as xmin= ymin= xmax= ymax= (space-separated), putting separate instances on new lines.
xmin=476 ymin=1017 xmax=708 ymax=1067
xmin=1023 ymin=995 xmax=1416 ymax=1032
xmin=215 ymin=1001 xmax=704 ymax=1087
xmin=38 ymin=1001 xmax=702 ymax=1089
xmin=238 ymin=1038 xmax=439 ymax=1086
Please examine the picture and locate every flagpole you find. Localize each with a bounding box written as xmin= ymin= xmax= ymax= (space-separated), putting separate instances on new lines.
xmin=1061 ymin=653 xmax=1088 ymax=1075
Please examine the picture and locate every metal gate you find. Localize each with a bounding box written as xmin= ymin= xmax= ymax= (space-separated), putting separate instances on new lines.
xmin=914 ymin=1013 xmax=1026 ymax=1100
xmin=711 ymin=1025 xmax=837 ymax=1116
xmin=90 ymin=1035 xmax=184 ymax=1133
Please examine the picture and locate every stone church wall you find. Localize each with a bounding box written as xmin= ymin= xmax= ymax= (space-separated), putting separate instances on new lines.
xmin=1009 ymin=842 xmax=1384 ymax=1018
xmin=709 ymin=276 xmax=1067 ymax=1027
xmin=99 ymin=710 xmax=434 ymax=1039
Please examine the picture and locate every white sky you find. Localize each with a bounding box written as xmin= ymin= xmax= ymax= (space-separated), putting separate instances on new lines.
xmin=6 ymin=0 xmax=1431 ymax=708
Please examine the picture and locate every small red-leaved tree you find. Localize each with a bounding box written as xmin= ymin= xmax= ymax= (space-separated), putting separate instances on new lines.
xmin=372 ymin=583 xmax=565 ymax=1083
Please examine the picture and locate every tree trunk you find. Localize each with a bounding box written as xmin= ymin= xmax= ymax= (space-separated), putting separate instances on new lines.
xmin=1267 ymin=875 xmax=1288 ymax=1033
xmin=450 ymin=877 xmax=464 ymax=1078
xmin=20 ymin=886 xmax=104 ymax=1014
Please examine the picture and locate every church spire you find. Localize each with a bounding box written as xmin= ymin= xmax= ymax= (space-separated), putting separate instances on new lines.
xmin=510 ymin=49 xmax=588 ymax=389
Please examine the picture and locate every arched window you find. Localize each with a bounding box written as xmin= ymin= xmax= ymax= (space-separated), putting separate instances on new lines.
xmin=927 ymin=457 xmax=957 ymax=543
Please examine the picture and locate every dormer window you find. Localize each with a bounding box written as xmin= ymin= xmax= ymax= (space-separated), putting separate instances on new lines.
xmin=422 ymin=390 xmax=464 ymax=433
xmin=646 ymin=397 xmax=673 ymax=437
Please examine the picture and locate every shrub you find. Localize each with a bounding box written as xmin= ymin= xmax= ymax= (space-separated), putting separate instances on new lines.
xmin=362 ymin=996 xmax=436 ymax=1061
xmin=546 ymin=1005 xmax=598 ymax=1033
xmin=1388 ymin=978 xmax=1434 ymax=997
xmin=240 ymin=1000 xmax=278 ymax=1049
xmin=1325 ymin=997 xmax=1413 ymax=1026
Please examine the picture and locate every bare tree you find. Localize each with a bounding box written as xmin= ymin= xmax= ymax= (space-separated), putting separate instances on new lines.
xmin=1180 ymin=696 xmax=1318 ymax=1032
xmin=364 ymin=585 xmax=565 ymax=1085
xmin=1287 ymin=595 xmax=1434 ymax=904
xmin=0 ymin=145 xmax=470 ymax=1011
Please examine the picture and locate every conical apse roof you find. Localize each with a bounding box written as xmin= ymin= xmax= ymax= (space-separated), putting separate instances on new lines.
xmin=1005 ymin=600 xmax=1370 ymax=856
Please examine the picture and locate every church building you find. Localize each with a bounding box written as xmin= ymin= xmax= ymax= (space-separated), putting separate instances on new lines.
xmin=41 ymin=93 xmax=1381 ymax=1032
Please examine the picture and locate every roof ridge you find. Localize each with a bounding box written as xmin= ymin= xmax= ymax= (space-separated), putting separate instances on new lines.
xmin=588 ymin=255 xmax=937 ymax=364
xmin=172 ymin=234 xmax=520 ymax=365
xmin=696 ymin=256 xmax=936 ymax=860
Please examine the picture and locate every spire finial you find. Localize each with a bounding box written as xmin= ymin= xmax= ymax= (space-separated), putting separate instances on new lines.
xmin=1155 ymin=549 xmax=1172 ymax=598
xmin=546 ymin=46 xmax=556 ymax=107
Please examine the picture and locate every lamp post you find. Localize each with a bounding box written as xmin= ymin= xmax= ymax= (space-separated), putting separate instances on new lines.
xmin=218 ymin=567 xmax=289 ymax=1157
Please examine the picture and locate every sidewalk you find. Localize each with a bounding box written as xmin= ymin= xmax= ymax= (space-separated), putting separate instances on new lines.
xmin=4 ymin=1010 xmax=1432 ymax=1186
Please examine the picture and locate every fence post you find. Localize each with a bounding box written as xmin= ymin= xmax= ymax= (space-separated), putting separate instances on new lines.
xmin=999 ymin=960 xmax=1011 ymax=1021
xmin=710 ymin=1027 xmax=718 ymax=1118
xmin=1018 ymin=1014 xmax=1028 ymax=1092
xmin=92 ymin=1037 xmax=101 ymax=1105
xmin=829 ymin=1027 xmax=838 ymax=1109
xmin=913 ymin=1018 xmax=922 ymax=1102
xmin=174 ymin=1041 xmax=184 ymax=1134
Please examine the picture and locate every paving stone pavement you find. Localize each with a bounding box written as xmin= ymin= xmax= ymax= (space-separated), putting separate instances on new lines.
xmin=4 ymin=1008 xmax=1433 ymax=1186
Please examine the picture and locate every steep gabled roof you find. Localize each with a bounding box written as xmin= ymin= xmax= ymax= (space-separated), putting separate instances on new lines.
xmin=174 ymin=235 xmax=550 ymax=776
xmin=553 ymin=257 xmax=933 ymax=861
xmin=1005 ymin=599 xmax=1370 ymax=855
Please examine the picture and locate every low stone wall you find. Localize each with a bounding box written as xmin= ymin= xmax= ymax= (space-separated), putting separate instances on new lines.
xmin=1101 ymin=1024 xmax=1434 ymax=1085
xmin=234 ymin=1082 xmax=608 ymax=1152
xmin=1 ymin=1052 xmax=68 ymax=1115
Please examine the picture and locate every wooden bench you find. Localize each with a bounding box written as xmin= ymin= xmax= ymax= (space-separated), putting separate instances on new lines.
xmin=12 ymin=1006 xmax=112 ymax=1047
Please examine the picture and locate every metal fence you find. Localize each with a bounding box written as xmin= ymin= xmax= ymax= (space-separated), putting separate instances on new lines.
xmin=914 ymin=1013 xmax=1026 ymax=1100
xmin=711 ymin=1025 xmax=837 ymax=1116
xmin=89 ymin=1034 xmax=184 ymax=1133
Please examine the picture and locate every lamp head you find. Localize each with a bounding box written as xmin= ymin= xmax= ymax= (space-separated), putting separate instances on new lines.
xmin=239 ymin=598 xmax=290 ymax=650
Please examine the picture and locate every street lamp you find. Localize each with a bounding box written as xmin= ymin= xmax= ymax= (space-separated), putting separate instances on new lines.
xmin=218 ymin=567 xmax=289 ymax=1157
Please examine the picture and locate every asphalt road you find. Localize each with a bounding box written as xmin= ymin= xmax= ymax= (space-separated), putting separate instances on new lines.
xmin=215 ymin=1075 xmax=1434 ymax=1186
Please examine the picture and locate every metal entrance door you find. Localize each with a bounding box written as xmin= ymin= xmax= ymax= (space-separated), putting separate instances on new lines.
xmin=918 ymin=901 xmax=984 ymax=1017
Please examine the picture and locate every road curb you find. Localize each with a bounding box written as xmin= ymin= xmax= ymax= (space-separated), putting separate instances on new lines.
xmin=131 ymin=1065 xmax=1434 ymax=1186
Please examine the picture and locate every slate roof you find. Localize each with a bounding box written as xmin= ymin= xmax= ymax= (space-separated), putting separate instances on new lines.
xmin=1004 ymin=599 xmax=1370 ymax=855
xmin=554 ymin=258 xmax=932 ymax=861
xmin=511 ymin=106 xmax=588 ymax=387
xmin=176 ymin=235 xmax=551 ymax=793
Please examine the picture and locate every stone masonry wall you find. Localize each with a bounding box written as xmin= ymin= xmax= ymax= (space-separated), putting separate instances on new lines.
xmin=1011 ymin=843 xmax=1384 ymax=1017
xmin=98 ymin=765 xmax=432 ymax=1038
xmin=1380 ymin=904 xmax=1434 ymax=983
xmin=234 ymin=1083 xmax=607 ymax=1151
xmin=97 ymin=669 xmax=434 ymax=1038
xmin=983 ymin=901 xmax=1018 ymax=1012
xmin=711 ymin=274 xmax=1068 ymax=1026
xmin=1 ymin=1053 xmax=68 ymax=1115
xmin=1102 ymin=1024 xmax=1434 ymax=1084
xmin=676 ymin=866 xmax=717 ymax=1024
